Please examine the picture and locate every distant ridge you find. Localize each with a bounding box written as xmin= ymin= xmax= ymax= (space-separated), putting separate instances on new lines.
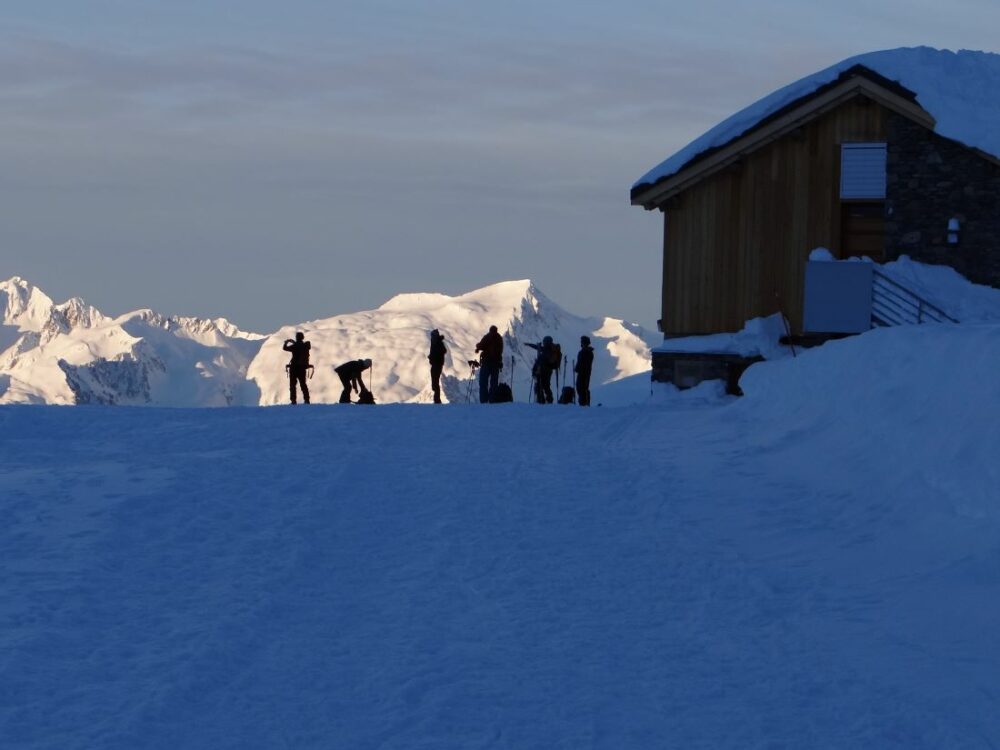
xmin=1 ymin=277 xmax=657 ymax=406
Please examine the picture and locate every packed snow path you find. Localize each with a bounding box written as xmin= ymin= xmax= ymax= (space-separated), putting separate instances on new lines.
xmin=2 ymin=325 xmax=999 ymax=749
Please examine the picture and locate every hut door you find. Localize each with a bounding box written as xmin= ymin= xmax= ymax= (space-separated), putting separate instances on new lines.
xmin=841 ymin=202 xmax=885 ymax=261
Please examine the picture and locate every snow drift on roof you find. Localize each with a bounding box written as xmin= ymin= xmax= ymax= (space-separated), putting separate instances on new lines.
xmin=633 ymin=47 xmax=1000 ymax=191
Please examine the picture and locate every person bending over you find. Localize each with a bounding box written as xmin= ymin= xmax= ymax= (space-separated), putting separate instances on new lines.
xmin=334 ymin=358 xmax=372 ymax=404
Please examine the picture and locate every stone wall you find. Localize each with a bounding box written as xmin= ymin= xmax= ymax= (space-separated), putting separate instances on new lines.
xmin=651 ymin=351 xmax=762 ymax=395
xmin=885 ymin=114 xmax=1000 ymax=287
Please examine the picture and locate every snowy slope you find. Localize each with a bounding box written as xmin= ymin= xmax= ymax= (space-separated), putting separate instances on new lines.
xmin=635 ymin=47 xmax=1000 ymax=189
xmin=0 ymin=277 xmax=264 ymax=406
xmin=882 ymin=255 xmax=1000 ymax=322
xmin=2 ymin=322 xmax=998 ymax=748
xmin=248 ymin=280 xmax=658 ymax=405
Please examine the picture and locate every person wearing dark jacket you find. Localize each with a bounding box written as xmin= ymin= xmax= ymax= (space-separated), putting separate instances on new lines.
xmin=428 ymin=329 xmax=447 ymax=404
xmin=575 ymin=335 xmax=595 ymax=406
xmin=334 ymin=358 xmax=372 ymax=404
xmin=526 ymin=335 xmax=557 ymax=404
xmin=474 ymin=325 xmax=504 ymax=403
xmin=282 ymin=331 xmax=312 ymax=404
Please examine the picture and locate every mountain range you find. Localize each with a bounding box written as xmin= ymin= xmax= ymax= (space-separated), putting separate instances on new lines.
xmin=0 ymin=277 xmax=657 ymax=406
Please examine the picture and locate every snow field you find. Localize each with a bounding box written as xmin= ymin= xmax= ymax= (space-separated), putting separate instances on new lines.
xmin=1 ymin=322 xmax=999 ymax=748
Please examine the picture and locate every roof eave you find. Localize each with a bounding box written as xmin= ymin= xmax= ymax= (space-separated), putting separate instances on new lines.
xmin=631 ymin=72 xmax=937 ymax=211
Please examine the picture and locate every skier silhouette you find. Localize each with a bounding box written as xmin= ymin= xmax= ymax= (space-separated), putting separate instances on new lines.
xmin=282 ymin=331 xmax=311 ymax=404
xmin=428 ymin=329 xmax=447 ymax=404
xmin=474 ymin=325 xmax=503 ymax=403
xmin=575 ymin=335 xmax=594 ymax=406
xmin=526 ymin=336 xmax=558 ymax=404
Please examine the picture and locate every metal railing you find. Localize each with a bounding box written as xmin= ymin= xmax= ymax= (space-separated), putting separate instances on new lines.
xmin=871 ymin=267 xmax=959 ymax=327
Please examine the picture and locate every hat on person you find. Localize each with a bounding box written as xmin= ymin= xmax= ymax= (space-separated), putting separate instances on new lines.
xmin=581 ymin=335 xmax=590 ymax=345
xmin=363 ymin=358 xmax=372 ymax=367
xmin=543 ymin=335 xmax=553 ymax=344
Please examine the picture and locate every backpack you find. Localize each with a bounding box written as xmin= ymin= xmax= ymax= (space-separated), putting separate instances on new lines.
xmin=558 ymin=386 xmax=575 ymax=404
xmin=489 ymin=383 xmax=514 ymax=403
xmin=548 ymin=343 xmax=562 ymax=369
xmin=356 ymin=390 xmax=376 ymax=405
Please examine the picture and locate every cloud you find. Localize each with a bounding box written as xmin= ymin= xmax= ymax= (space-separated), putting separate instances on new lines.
xmin=0 ymin=31 xmax=763 ymax=137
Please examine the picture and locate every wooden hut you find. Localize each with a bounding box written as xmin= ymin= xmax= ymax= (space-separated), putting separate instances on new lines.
xmin=632 ymin=51 xmax=1000 ymax=347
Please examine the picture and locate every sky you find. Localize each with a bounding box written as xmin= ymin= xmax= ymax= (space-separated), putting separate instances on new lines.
xmin=2 ymin=1 xmax=1000 ymax=332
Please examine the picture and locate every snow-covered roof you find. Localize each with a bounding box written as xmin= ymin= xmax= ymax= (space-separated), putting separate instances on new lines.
xmin=633 ymin=47 xmax=1000 ymax=194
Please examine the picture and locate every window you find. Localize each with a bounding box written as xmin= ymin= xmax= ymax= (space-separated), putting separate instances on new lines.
xmin=840 ymin=143 xmax=887 ymax=199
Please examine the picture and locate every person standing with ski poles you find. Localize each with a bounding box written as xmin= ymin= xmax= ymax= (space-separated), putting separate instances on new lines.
xmin=526 ymin=336 xmax=559 ymax=404
xmin=282 ymin=331 xmax=312 ymax=404
xmin=575 ymin=335 xmax=595 ymax=406
xmin=474 ymin=325 xmax=503 ymax=403
xmin=428 ymin=329 xmax=447 ymax=404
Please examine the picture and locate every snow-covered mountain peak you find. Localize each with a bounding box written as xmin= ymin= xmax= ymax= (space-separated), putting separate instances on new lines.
xmin=0 ymin=278 xmax=266 ymax=406
xmin=249 ymin=280 xmax=657 ymax=405
xmin=115 ymin=309 xmax=263 ymax=343
xmin=1 ymin=276 xmax=56 ymax=331
xmin=379 ymin=279 xmax=536 ymax=320
xmin=53 ymin=297 xmax=107 ymax=330
xmin=201 ymin=317 xmax=265 ymax=341
xmin=378 ymin=292 xmax=456 ymax=313
xmin=455 ymin=279 xmax=535 ymax=306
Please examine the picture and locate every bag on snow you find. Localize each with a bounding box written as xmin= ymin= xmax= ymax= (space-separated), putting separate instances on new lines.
xmin=558 ymin=386 xmax=575 ymax=404
xmin=356 ymin=389 xmax=377 ymax=405
xmin=489 ymin=383 xmax=514 ymax=403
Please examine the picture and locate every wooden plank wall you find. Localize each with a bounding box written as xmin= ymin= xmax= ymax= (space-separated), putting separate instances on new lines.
xmin=662 ymin=99 xmax=888 ymax=335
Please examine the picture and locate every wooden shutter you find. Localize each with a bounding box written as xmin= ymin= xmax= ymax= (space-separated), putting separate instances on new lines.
xmin=840 ymin=143 xmax=886 ymax=199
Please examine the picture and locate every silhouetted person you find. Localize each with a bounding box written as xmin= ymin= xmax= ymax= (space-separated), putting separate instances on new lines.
xmin=527 ymin=336 xmax=557 ymax=404
xmin=335 ymin=358 xmax=372 ymax=404
xmin=428 ymin=329 xmax=447 ymax=404
xmin=575 ymin=335 xmax=594 ymax=406
xmin=282 ymin=331 xmax=311 ymax=404
xmin=475 ymin=325 xmax=504 ymax=403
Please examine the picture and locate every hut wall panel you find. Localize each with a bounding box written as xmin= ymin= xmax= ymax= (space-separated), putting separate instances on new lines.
xmin=661 ymin=99 xmax=888 ymax=336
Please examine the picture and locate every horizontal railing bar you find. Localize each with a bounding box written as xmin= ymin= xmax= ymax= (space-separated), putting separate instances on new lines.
xmin=872 ymin=297 xmax=913 ymax=322
xmin=873 ymin=283 xmax=922 ymax=313
xmin=872 ymin=267 xmax=958 ymax=323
